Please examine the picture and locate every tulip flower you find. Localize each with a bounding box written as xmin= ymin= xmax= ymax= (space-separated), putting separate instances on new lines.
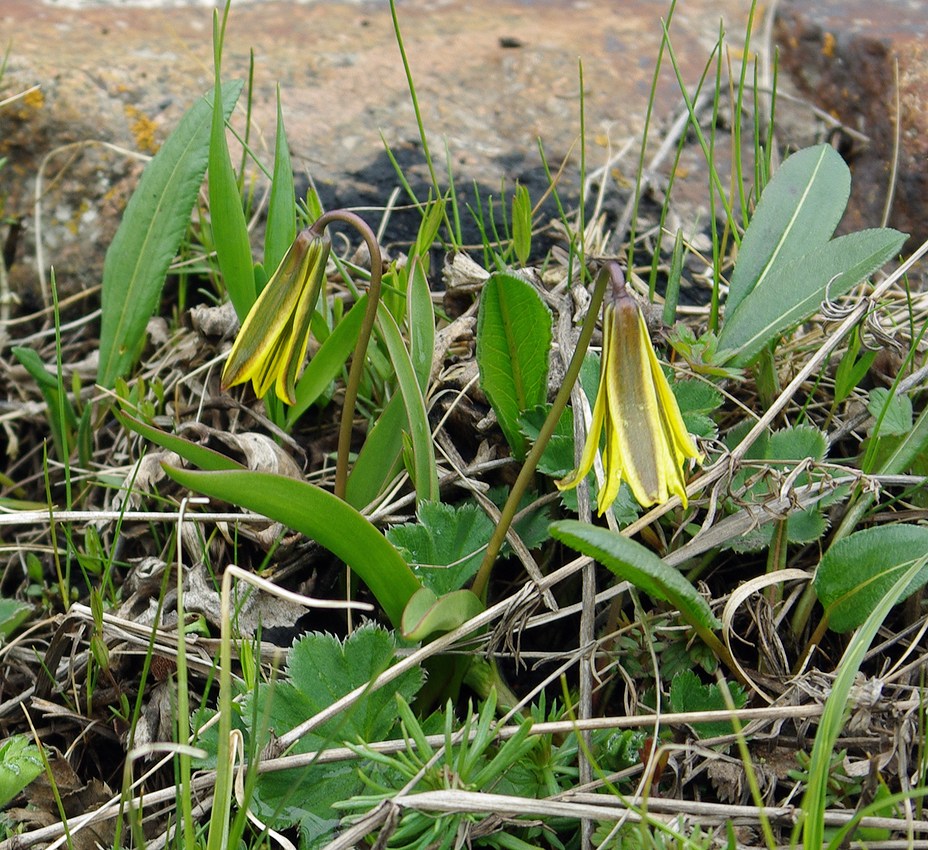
xmin=221 ymin=228 xmax=330 ymax=405
xmin=558 ymin=277 xmax=701 ymax=512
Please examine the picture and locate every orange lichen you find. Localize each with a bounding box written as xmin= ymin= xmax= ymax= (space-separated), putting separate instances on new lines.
xmin=822 ymin=32 xmax=836 ymax=59
xmin=124 ymin=105 xmax=160 ymax=155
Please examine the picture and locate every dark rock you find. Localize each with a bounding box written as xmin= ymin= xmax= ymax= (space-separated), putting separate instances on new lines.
xmin=775 ymin=0 xmax=928 ymax=247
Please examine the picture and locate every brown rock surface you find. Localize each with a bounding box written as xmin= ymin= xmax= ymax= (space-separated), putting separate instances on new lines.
xmin=0 ymin=0 xmax=749 ymax=301
xmin=775 ymin=0 xmax=928 ymax=248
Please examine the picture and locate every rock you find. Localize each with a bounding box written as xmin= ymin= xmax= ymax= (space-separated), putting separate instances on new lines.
xmin=775 ymin=0 xmax=928 ymax=248
xmin=0 ymin=0 xmax=749 ymax=308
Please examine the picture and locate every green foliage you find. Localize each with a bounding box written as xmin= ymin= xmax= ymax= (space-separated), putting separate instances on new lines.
xmin=96 ymin=81 xmax=242 ymax=387
xmin=0 ymin=598 xmax=31 ymax=640
xmin=669 ymin=670 xmax=747 ymax=738
xmin=549 ymin=521 xmax=723 ymax=654
xmin=341 ymin=690 xmax=548 ymax=849
xmin=11 ymin=346 xmax=77 ymax=460
xmin=867 ymin=387 xmax=912 ymax=437
xmin=476 ymin=272 xmax=553 ymax=459
xmin=511 ymin=182 xmax=532 ymax=265
xmin=814 ymin=525 xmax=928 ymax=633
xmin=716 ymin=144 xmax=906 ymax=366
xmin=244 ymin=625 xmax=424 ymax=849
xmin=0 ymin=735 xmax=43 ymax=808
xmin=163 ymin=466 xmax=421 ymax=628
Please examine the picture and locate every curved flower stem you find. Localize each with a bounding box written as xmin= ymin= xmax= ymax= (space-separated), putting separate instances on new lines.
xmin=309 ymin=210 xmax=383 ymax=501
xmin=470 ymin=260 xmax=620 ymax=602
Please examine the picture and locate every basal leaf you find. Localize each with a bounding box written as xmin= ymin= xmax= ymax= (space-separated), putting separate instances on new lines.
xmin=726 ymin=144 xmax=850 ymax=317
xmin=476 ymin=272 xmax=552 ymax=459
xmin=669 ymin=670 xmax=747 ymax=739
xmin=162 ymin=467 xmax=420 ymax=627
xmin=401 ymin=587 xmax=485 ymax=641
xmin=0 ymin=598 xmax=31 ymax=640
xmin=97 ymin=83 xmax=242 ymax=387
xmin=718 ymin=228 xmax=907 ymax=366
xmin=814 ymin=525 xmax=928 ymax=633
xmin=263 ymin=87 xmax=296 ymax=286
xmin=550 ymin=520 xmax=720 ymax=635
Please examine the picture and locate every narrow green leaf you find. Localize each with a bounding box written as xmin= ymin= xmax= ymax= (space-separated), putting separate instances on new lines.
xmin=717 ymin=228 xmax=906 ymax=365
xmin=550 ymin=520 xmax=721 ymax=635
xmin=12 ymin=346 xmax=76 ymax=459
xmin=801 ymin=556 xmax=928 ymax=850
xmin=726 ymin=144 xmax=850 ymax=317
xmin=814 ymin=525 xmax=928 ymax=633
xmin=406 ymin=258 xmax=434 ymax=392
xmin=285 ymin=296 xmax=368 ymax=426
xmin=376 ymin=304 xmax=438 ymax=504
xmin=115 ymin=411 xmax=243 ymax=471
xmin=511 ymin=182 xmax=532 ymax=266
xmin=209 ymin=71 xmax=255 ymax=320
xmin=162 ymin=467 xmax=421 ymax=628
xmin=476 ymin=272 xmax=552 ymax=459
xmin=345 ymin=393 xmax=406 ymax=510
xmin=263 ymin=86 xmax=296 ymax=288
xmin=97 ymin=82 xmax=243 ymax=388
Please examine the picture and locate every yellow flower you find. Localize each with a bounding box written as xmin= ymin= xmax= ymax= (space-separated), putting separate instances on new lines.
xmin=221 ymin=228 xmax=330 ymax=406
xmin=558 ymin=279 xmax=701 ymax=512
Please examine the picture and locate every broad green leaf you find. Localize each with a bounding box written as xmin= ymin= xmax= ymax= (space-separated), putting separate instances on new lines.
xmin=814 ymin=525 xmax=928 ymax=633
xmin=162 ymin=467 xmax=421 ymax=627
xmin=669 ymin=670 xmax=747 ymax=739
xmin=97 ymin=83 xmax=242 ymax=388
xmin=115 ymin=411 xmax=243 ymax=471
xmin=476 ymin=272 xmax=552 ymax=459
xmin=726 ymin=144 xmax=850 ymax=318
xmin=376 ymin=304 xmax=438 ymax=504
xmin=388 ymin=501 xmax=494 ymax=594
xmin=285 ymin=296 xmax=368 ymax=426
xmin=249 ymin=626 xmax=422 ymax=848
xmin=263 ymin=87 xmax=296 ymax=286
xmin=0 ymin=598 xmax=31 ymax=640
xmin=550 ymin=520 xmax=720 ymax=636
xmin=401 ymin=587 xmax=485 ymax=641
xmin=0 ymin=735 xmax=43 ymax=807
xmin=718 ymin=228 xmax=907 ymax=365
xmin=867 ymin=387 xmax=912 ymax=437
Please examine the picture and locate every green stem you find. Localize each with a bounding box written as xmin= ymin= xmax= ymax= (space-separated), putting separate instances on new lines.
xmin=310 ymin=211 xmax=383 ymax=501
xmin=470 ymin=260 xmax=618 ymax=601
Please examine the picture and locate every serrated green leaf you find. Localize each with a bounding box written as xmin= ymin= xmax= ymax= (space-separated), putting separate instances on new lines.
xmin=0 ymin=735 xmax=43 ymax=807
xmin=671 ymin=379 xmax=723 ymax=415
xmin=550 ymin=520 xmax=721 ymax=639
xmin=97 ymin=83 xmax=242 ymax=387
xmin=718 ymin=228 xmax=907 ymax=366
xmin=767 ymin=424 xmax=828 ymax=465
xmin=250 ymin=625 xmax=422 ymax=848
xmin=0 ymin=598 xmax=32 ymax=640
xmin=387 ymin=501 xmax=493 ymax=594
xmin=867 ymin=387 xmax=912 ymax=437
xmin=476 ymin=272 xmax=552 ymax=458
xmin=669 ymin=670 xmax=747 ymax=739
xmin=726 ymin=144 xmax=850 ymax=318
xmin=814 ymin=525 xmax=928 ymax=633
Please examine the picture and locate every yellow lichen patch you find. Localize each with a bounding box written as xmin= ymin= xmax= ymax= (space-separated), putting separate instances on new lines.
xmin=124 ymin=105 xmax=160 ymax=155
xmin=822 ymin=32 xmax=836 ymax=59
xmin=22 ymin=88 xmax=45 ymax=110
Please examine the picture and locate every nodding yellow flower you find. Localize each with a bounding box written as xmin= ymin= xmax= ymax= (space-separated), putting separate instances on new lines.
xmin=221 ymin=228 xmax=330 ymax=406
xmin=558 ymin=274 xmax=701 ymax=512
